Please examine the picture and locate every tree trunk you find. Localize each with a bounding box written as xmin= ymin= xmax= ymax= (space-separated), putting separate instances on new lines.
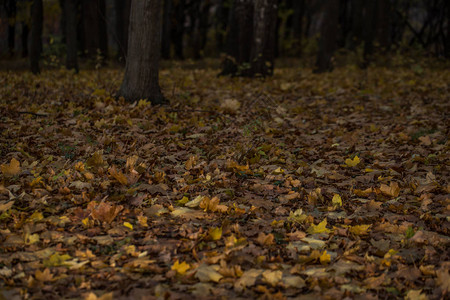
xmin=214 ymin=0 xmax=229 ymax=53
xmin=247 ymin=0 xmax=278 ymax=77
xmin=363 ymin=0 xmax=377 ymax=65
xmin=446 ymin=2 xmax=450 ymax=57
xmin=21 ymin=22 xmax=29 ymax=57
xmin=292 ymin=0 xmax=305 ymax=54
xmin=81 ymin=0 xmax=108 ymax=58
xmin=30 ymin=0 xmax=43 ymax=74
xmin=172 ymin=0 xmax=185 ymax=59
xmin=375 ymin=0 xmax=391 ymax=51
xmin=115 ymin=0 xmax=131 ymax=61
xmin=6 ymin=0 xmax=17 ymax=56
xmin=161 ymin=0 xmax=173 ymax=59
xmin=118 ymin=0 xmax=166 ymax=105
xmin=315 ymin=0 xmax=339 ymax=73
xmin=65 ymin=0 xmax=79 ymax=72
xmin=220 ymin=0 xmax=253 ymax=76
xmin=349 ymin=0 xmax=363 ymax=50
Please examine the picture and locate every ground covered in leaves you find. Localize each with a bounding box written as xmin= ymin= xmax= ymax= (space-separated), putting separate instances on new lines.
xmin=0 ymin=61 xmax=449 ymax=300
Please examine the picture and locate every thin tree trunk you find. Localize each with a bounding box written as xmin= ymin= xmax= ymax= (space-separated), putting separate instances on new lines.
xmin=315 ymin=0 xmax=339 ymax=73
xmin=349 ymin=0 xmax=363 ymax=50
xmin=115 ymin=0 xmax=131 ymax=61
xmin=363 ymin=0 xmax=377 ymax=65
xmin=248 ymin=0 xmax=278 ymax=77
xmin=21 ymin=23 xmax=29 ymax=57
xmin=119 ymin=0 xmax=166 ymax=105
xmin=82 ymin=0 xmax=107 ymax=58
xmin=292 ymin=0 xmax=305 ymax=54
xmin=6 ymin=0 xmax=16 ymax=56
xmin=161 ymin=0 xmax=173 ymax=59
xmin=172 ymin=0 xmax=185 ymax=59
xmin=65 ymin=0 xmax=79 ymax=72
xmin=219 ymin=0 xmax=253 ymax=76
xmin=446 ymin=2 xmax=450 ymax=57
xmin=375 ymin=0 xmax=391 ymax=51
xmin=30 ymin=0 xmax=43 ymax=74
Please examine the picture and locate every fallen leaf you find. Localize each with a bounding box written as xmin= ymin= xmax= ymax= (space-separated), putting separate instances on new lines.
xmin=1 ymin=158 xmax=21 ymax=176
xmin=195 ymin=264 xmax=223 ymax=282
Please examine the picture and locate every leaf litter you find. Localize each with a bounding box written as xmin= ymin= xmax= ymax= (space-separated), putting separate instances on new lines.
xmin=0 ymin=64 xmax=449 ymax=299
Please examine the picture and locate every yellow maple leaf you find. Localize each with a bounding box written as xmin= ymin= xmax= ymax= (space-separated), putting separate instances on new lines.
xmin=171 ymin=260 xmax=190 ymax=275
xmin=332 ymin=194 xmax=342 ymax=206
xmin=319 ymin=250 xmax=331 ymax=264
xmin=345 ymin=156 xmax=360 ymax=167
xmin=349 ymin=224 xmax=371 ymax=235
xmin=1 ymin=158 xmax=21 ymax=176
xmin=307 ymin=218 xmax=331 ymax=234
xmin=209 ymin=227 xmax=222 ymax=241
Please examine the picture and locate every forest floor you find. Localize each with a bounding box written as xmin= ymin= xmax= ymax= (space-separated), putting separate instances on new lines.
xmin=0 ymin=61 xmax=449 ymax=300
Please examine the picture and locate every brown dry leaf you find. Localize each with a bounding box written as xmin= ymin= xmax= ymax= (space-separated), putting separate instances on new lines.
xmin=35 ymin=268 xmax=53 ymax=282
xmin=380 ymin=182 xmax=400 ymax=197
xmin=85 ymin=292 xmax=113 ymax=300
xmin=86 ymin=151 xmax=105 ymax=168
xmin=1 ymin=158 xmax=21 ymax=176
xmin=108 ymin=166 xmax=128 ymax=185
xmin=256 ymin=232 xmax=274 ymax=246
xmin=89 ymin=201 xmax=123 ymax=224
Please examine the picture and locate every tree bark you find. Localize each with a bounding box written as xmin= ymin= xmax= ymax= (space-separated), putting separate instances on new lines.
xmin=118 ymin=0 xmax=166 ymax=105
xmin=248 ymin=0 xmax=278 ymax=77
xmin=81 ymin=0 xmax=107 ymax=58
xmin=375 ymin=0 xmax=391 ymax=51
xmin=5 ymin=0 xmax=17 ymax=56
xmin=65 ymin=0 xmax=79 ymax=72
xmin=315 ymin=0 xmax=339 ymax=73
xmin=172 ymin=0 xmax=185 ymax=59
xmin=220 ymin=0 xmax=254 ymax=76
xmin=161 ymin=0 xmax=173 ymax=59
xmin=349 ymin=0 xmax=364 ymax=50
xmin=292 ymin=0 xmax=305 ymax=54
xmin=115 ymin=0 xmax=131 ymax=61
xmin=30 ymin=0 xmax=43 ymax=74
xmin=21 ymin=22 xmax=29 ymax=57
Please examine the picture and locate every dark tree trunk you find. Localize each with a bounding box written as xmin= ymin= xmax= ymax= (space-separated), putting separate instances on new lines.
xmin=115 ymin=0 xmax=131 ymax=61
xmin=292 ymin=0 xmax=305 ymax=55
xmin=363 ymin=0 xmax=377 ymax=65
xmin=161 ymin=0 xmax=173 ymax=59
xmin=315 ymin=0 xmax=339 ymax=73
xmin=5 ymin=0 xmax=17 ymax=56
xmin=220 ymin=0 xmax=254 ymax=76
xmin=119 ymin=0 xmax=166 ymax=105
xmin=21 ymin=22 xmax=29 ymax=57
xmin=65 ymin=0 xmax=79 ymax=72
xmin=81 ymin=0 xmax=108 ymax=58
xmin=214 ymin=0 xmax=230 ymax=53
xmin=30 ymin=0 xmax=43 ymax=74
xmin=171 ymin=0 xmax=185 ymax=59
xmin=446 ymin=2 xmax=450 ymax=57
xmin=247 ymin=0 xmax=278 ymax=77
xmin=349 ymin=0 xmax=364 ymax=50
xmin=375 ymin=0 xmax=391 ymax=51
xmin=188 ymin=0 xmax=210 ymax=59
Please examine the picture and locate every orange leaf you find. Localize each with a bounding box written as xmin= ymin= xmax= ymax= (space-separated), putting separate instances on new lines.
xmin=1 ymin=158 xmax=21 ymax=176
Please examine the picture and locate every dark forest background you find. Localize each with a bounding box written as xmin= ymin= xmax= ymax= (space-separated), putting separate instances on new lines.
xmin=0 ymin=0 xmax=449 ymax=73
